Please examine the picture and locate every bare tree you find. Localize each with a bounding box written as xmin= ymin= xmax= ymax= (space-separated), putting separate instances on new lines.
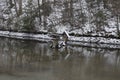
xmin=37 ymin=0 xmax=41 ymax=24
xmin=13 ymin=0 xmax=19 ymax=16
xmin=9 ymin=0 xmax=14 ymax=8
xmin=18 ymin=0 xmax=22 ymax=16
xmin=69 ymin=0 xmax=74 ymax=25
xmin=13 ymin=0 xmax=22 ymax=17
xmin=54 ymin=0 xmax=56 ymax=5
xmin=109 ymin=0 xmax=120 ymax=36
xmin=41 ymin=0 xmax=52 ymax=29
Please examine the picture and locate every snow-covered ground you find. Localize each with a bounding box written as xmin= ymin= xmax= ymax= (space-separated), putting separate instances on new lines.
xmin=70 ymin=36 xmax=120 ymax=45
xmin=0 ymin=30 xmax=120 ymax=49
xmin=0 ymin=31 xmax=52 ymax=42
xmin=0 ymin=0 xmax=119 ymax=36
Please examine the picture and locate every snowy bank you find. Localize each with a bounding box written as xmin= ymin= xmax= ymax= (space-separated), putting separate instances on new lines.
xmin=0 ymin=31 xmax=120 ymax=49
xmin=0 ymin=31 xmax=52 ymax=42
xmin=69 ymin=36 xmax=120 ymax=45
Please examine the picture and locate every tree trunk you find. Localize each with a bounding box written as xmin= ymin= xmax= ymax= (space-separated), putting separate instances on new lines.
xmin=37 ymin=0 xmax=41 ymax=24
xmin=69 ymin=0 xmax=73 ymax=25
xmin=70 ymin=0 xmax=73 ymax=17
xmin=9 ymin=0 xmax=13 ymax=8
xmin=43 ymin=16 xmax=47 ymax=29
xmin=117 ymin=15 xmax=120 ymax=37
xmin=6 ymin=0 xmax=8 ymax=6
xmin=18 ymin=0 xmax=22 ymax=16
xmin=13 ymin=0 xmax=19 ymax=17
xmin=54 ymin=0 xmax=56 ymax=6
xmin=42 ymin=0 xmax=47 ymax=29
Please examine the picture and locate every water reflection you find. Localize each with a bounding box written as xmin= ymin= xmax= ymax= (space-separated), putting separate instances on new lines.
xmin=0 ymin=37 xmax=120 ymax=80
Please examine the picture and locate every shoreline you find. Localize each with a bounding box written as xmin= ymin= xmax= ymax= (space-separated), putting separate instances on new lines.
xmin=0 ymin=30 xmax=120 ymax=49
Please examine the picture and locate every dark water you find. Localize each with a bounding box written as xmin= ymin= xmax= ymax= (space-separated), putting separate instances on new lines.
xmin=0 ymin=37 xmax=120 ymax=80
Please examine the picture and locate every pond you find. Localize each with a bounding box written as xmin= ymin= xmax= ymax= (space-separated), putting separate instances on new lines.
xmin=0 ymin=37 xmax=120 ymax=80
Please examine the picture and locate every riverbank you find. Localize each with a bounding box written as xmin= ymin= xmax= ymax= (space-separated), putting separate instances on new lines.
xmin=0 ymin=30 xmax=120 ymax=49
xmin=0 ymin=30 xmax=51 ymax=42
